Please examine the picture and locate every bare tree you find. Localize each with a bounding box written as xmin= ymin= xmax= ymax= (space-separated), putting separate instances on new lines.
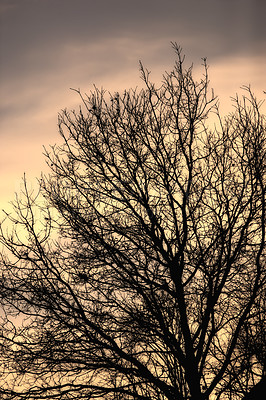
xmin=0 ymin=44 xmax=265 ymax=400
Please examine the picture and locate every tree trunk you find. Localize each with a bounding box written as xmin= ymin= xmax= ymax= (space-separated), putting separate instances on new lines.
xmin=243 ymin=376 xmax=266 ymax=399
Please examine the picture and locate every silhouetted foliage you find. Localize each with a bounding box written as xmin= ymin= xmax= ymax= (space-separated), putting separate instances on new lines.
xmin=0 ymin=45 xmax=265 ymax=400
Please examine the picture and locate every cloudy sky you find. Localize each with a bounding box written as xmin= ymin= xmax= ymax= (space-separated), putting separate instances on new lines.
xmin=0 ymin=0 xmax=265 ymax=212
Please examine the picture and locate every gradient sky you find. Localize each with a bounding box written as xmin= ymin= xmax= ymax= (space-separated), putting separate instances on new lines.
xmin=0 ymin=0 xmax=265 ymax=212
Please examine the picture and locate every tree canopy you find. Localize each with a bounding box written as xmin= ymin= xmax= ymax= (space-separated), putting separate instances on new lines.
xmin=0 ymin=45 xmax=265 ymax=400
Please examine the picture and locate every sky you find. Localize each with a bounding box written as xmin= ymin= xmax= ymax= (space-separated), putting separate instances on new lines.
xmin=0 ymin=0 xmax=265 ymax=213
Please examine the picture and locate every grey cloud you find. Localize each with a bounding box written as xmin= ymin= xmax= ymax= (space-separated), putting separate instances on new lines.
xmin=0 ymin=0 xmax=265 ymax=130
xmin=1 ymin=0 xmax=265 ymax=68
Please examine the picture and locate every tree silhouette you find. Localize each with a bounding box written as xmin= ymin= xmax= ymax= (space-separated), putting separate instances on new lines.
xmin=0 ymin=45 xmax=265 ymax=400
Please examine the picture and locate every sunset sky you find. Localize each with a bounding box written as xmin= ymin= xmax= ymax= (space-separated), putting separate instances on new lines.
xmin=0 ymin=0 xmax=265 ymax=213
